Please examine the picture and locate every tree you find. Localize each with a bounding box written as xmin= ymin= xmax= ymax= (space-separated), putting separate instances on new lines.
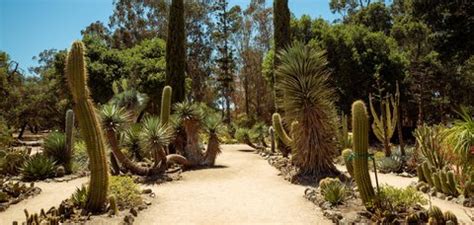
xmin=166 ymin=0 xmax=186 ymax=104
xmin=212 ymin=0 xmax=242 ymax=124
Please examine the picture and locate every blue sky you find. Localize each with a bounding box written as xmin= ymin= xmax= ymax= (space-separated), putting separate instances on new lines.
xmin=0 ymin=0 xmax=338 ymax=72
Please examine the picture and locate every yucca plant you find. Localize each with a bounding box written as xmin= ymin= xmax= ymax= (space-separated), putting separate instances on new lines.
xmin=140 ymin=116 xmax=175 ymax=173
xmin=71 ymin=185 xmax=88 ymax=208
xmin=202 ymin=113 xmax=225 ymax=166
xmin=273 ymin=42 xmax=340 ymax=177
xmin=174 ymin=101 xmax=204 ymax=166
xmin=21 ymin=154 xmax=56 ymax=181
xmin=43 ymin=132 xmax=72 ymax=174
xmin=121 ymin=124 xmax=145 ymax=161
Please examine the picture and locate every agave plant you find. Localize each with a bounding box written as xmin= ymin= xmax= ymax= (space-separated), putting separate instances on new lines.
xmin=109 ymin=79 xmax=149 ymax=121
xmin=274 ymin=42 xmax=340 ymax=177
xmin=71 ymin=184 xmax=88 ymax=208
xmin=21 ymin=154 xmax=56 ymax=181
xmin=140 ymin=116 xmax=175 ymax=172
xmin=43 ymin=132 xmax=72 ymax=173
xmin=121 ymin=124 xmax=144 ymax=161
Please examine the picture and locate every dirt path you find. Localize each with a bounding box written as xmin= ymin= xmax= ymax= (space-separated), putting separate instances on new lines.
xmin=337 ymin=165 xmax=473 ymax=223
xmin=1 ymin=177 xmax=88 ymax=223
xmin=136 ymin=144 xmax=331 ymax=225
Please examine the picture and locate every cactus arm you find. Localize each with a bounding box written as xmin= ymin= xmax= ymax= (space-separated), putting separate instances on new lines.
xmin=272 ymin=113 xmax=292 ymax=146
xmin=66 ymin=41 xmax=108 ymax=212
xmin=160 ymin=86 xmax=172 ymax=125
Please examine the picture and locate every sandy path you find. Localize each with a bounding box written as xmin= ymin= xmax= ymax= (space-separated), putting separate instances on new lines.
xmin=1 ymin=177 xmax=88 ymax=223
xmin=136 ymin=144 xmax=331 ymax=225
xmin=337 ymin=165 xmax=473 ymax=223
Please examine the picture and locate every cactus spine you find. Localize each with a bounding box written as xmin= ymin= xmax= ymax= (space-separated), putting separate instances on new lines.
xmin=272 ymin=113 xmax=292 ymax=146
xmin=160 ymin=86 xmax=172 ymax=125
xmin=65 ymin=109 xmax=74 ymax=174
xmin=341 ymin=149 xmax=354 ymax=177
xmin=66 ymin=41 xmax=108 ymax=212
xmin=351 ymin=100 xmax=375 ymax=207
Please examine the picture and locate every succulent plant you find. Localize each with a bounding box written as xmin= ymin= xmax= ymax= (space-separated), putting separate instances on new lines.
xmin=443 ymin=210 xmax=458 ymax=225
xmin=341 ymin=149 xmax=354 ymax=177
xmin=66 ymin=41 xmax=108 ymax=212
xmin=21 ymin=154 xmax=56 ymax=181
xmin=319 ymin=177 xmax=347 ymax=205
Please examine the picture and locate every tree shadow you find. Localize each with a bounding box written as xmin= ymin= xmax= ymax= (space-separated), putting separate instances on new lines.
xmin=237 ymin=149 xmax=255 ymax=153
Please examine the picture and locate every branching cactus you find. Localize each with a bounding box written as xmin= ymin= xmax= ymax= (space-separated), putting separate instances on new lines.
xmin=272 ymin=113 xmax=292 ymax=147
xmin=66 ymin=41 xmax=108 ymax=212
xmin=369 ymin=87 xmax=399 ymax=156
xmin=65 ymin=109 xmax=74 ymax=174
xmin=351 ymin=100 xmax=375 ymax=207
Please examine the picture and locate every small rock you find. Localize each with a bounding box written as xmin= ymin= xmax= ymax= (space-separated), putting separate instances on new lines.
xmin=436 ymin=192 xmax=446 ymax=200
xmin=137 ymin=204 xmax=147 ymax=211
xmin=130 ymin=207 xmax=138 ymax=217
xmin=144 ymin=200 xmax=152 ymax=206
xmin=123 ymin=214 xmax=135 ymax=224
xmin=447 ymin=196 xmax=453 ymax=201
xmin=142 ymin=189 xmax=152 ymax=194
xmin=463 ymin=198 xmax=474 ymax=207
xmin=420 ymin=185 xmax=430 ymax=193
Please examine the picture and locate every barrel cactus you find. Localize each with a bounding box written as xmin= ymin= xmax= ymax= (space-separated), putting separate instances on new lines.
xmin=341 ymin=149 xmax=354 ymax=177
xmin=66 ymin=41 xmax=108 ymax=212
xmin=351 ymin=100 xmax=375 ymax=207
xmin=443 ymin=210 xmax=458 ymax=225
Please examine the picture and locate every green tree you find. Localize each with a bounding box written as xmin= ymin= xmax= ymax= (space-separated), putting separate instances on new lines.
xmin=166 ymin=0 xmax=186 ymax=104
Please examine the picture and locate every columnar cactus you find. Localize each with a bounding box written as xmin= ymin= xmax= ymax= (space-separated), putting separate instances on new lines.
xmin=369 ymin=91 xmax=398 ymax=157
xmin=432 ymin=172 xmax=443 ymax=192
xmin=443 ymin=210 xmax=458 ymax=225
xmin=66 ymin=41 xmax=108 ymax=212
xmin=271 ymin=113 xmax=292 ymax=147
xmin=341 ymin=149 xmax=354 ymax=177
xmin=351 ymin=100 xmax=375 ymax=207
xmin=340 ymin=113 xmax=351 ymax=149
xmin=422 ymin=162 xmax=434 ymax=186
xmin=269 ymin=126 xmax=275 ymax=153
xmin=65 ymin=109 xmax=74 ymax=174
xmin=416 ymin=164 xmax=426 ymax=183
xmin=160 ymin=86 xmax=172 ymax=125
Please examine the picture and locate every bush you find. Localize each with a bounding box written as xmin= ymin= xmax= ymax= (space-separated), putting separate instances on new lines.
xmin=21 ymin=154 xmax=56 ymax=181
xmin=0 ymin=148 xmax=30 ymax=175
xmin=319 ymin=177 xmax=347 ymax=205
xmin=109 ymin=176 xmax=142 ymax=209
xmin=377 ymin=186 xmax=427 ymax=211
xmin=0 ymin=117 xmax=12 ymax=147
xmin=43 ymin=132 xmax=72 ymax=172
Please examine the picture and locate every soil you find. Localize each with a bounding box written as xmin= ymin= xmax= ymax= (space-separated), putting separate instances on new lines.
xmin=135 ymin=144 xmax=332 ymax=225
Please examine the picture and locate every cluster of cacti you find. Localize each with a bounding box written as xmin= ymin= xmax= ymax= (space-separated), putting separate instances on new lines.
xmin=341 ymin=149 xmax=354 ymax=177
xmin=444 ymin=211 xmax=458 ymax=225
xmin=0 ymin=180 xmax=39 ymax=206
xmin=368 ymin=85 xmax=399 ymax=157
xmin=64 ymin=109 xmax=74 ymax=173
xmin=417 ymin=161 xmax=459 ymax=196
xmin=414 ymin=125 xmax=447 ymax=170
xmin=351 ymin=100 xmax=376 ymax=207
xmin=66 ymin=41 xmax=108 ymax=212
xmin=428 ymin=206 xmax=444 ymax=224
xmin=24 ymin=208 xmax=60 ymax=225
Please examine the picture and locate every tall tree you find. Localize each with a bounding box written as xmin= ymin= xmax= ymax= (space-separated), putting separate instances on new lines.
xmin=212 ymin=0 xmax=241 ymax=124
xmin=166 ymin=0 xmax=186 ymax=104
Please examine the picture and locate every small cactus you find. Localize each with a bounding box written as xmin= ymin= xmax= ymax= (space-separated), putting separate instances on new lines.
xmin=271 ymin=113 xmax=292 ymax=146
xmin=443 ymin=210 xmax=458 ymax=225
xmin=65 ymin=109 xmax=74 ymax=174
xmin=422 ymin=162 xmax=434 ymax=186
xmin=109 ymin=195 xmax=118 ymax=216
xmin=428 ymin=206 xmax=444 ymax=224
xmin=432 ymin=172 xmax=443 ymax=192
xmin=351 ymin=100 xmax=375 ymax=207
xmin=446 ymin=171 xmax=458 ymax=196
xmin=405 ymin=213 xmax=420 ymax=224
xmin=417 ymin=164 xmax=426 ymax=183
xmin=341 ymin=149 xmax=354 ymax=177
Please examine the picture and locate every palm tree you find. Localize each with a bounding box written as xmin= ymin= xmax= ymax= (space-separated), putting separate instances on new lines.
xmin=275 ymin=42 xmax=340 ymax=178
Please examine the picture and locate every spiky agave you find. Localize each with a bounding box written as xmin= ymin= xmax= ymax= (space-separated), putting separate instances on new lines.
xmin=121 ymin=124 xmax=145 ymax=161
xmin=275 ymin=42 xmax=340 ymax=177
xmin=140 ymin=117 xmax=175 ymax=173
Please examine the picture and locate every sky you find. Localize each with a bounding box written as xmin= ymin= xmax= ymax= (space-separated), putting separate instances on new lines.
xmin=0 ymin=0 xmax=339 ymax=73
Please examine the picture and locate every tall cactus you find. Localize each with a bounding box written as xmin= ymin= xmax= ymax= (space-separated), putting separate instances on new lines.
xmin=339 ymin=112 xmax=351 ymax=149
xmin=65 ymin=109 xmax=74 ymax=174
xmin=352 ymin=100 xmax=375 ymax=207
xmin=369 ymin=91 xmax=398 ymax=157
xmin=66 ymin=41 xmax=108 ymax=212
xmin=160 ymin=86 xmax=172 ymax=125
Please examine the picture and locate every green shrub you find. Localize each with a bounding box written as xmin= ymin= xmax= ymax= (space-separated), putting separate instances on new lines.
xmin=319 ymin=177 xmax=347 ymax=205
xmin=21 ymin=154 xmax=56 ymax=181
xmin=108 ymin=176 xmax=142 ymax=209
xmin=0 ymin=117 xmax=12 ymax=147
xmin=71 ymin=184 xmax=88 ymax=208
xmin=377 ymin=186 xmax=427 ymax=211
xmin=43 ymin=132 xmax=72 ymax=171
xmin=0 ymin=148 xmax=30 ymax=175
